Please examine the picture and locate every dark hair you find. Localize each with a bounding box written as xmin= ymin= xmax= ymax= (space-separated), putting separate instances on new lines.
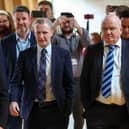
xmin=61 ymin=12 xmax=74 ymax=18
xmin=120 ymin=10 xmax=129 ymax=18
xmin=115 ymin=5 xmax=129 ymax=18
xmin=13 ymin=5 xmax=30 ymax=14
xmin=38 ymin=0 xmax=53 ymax=10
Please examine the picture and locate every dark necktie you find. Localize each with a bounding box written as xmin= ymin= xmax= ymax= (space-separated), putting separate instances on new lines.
xmin=101 ymin=45 xmax=115 ymax=98
xmin=37 ymin=48 xmax=47 ymax=102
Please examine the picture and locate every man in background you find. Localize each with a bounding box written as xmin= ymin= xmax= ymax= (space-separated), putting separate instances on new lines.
xmin=0 ymin=10 xmax=15 ymax=40
xmin=90 ymin=32 xmax=101 ymax=44
xmin=52 ymin=12 xmax=90 ymax=129
xmin=38 ymin=0 xmax=56 ymax=22
xmin=120 ymin=9 xmax=129 ymax=40
xmin=1 ymin=5 xmax=36 ymax=129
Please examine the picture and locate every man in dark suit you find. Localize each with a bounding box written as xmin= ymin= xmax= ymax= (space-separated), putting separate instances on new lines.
xmin=1 ymin=5 xmax=36 ymax=129
xmin=9 ymin=18 xmax=74 ymax=129
xmin=0 ymin=44 xmax=9 ymax=129
xmin=80 ymin=14 xmax=129 ymax=129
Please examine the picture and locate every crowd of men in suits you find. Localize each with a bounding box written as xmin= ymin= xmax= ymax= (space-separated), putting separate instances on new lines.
xmin=0 ymin=1 xmax=129 ymax=129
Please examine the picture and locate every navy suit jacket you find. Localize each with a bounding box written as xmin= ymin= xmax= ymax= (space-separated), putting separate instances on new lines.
xmin=0 ymin=43 xmax=9 ymax=128
xmin=10 ymin=44 xmax=74 ymax=120
xmin=80 ymin=39 xmax=129 ymax=116
xmin=1 ymin=32 xmax=36 ymax=82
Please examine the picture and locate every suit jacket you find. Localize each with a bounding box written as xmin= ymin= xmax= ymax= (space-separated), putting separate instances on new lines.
xmin=1 ymin=32 xmax=36 ymax=82
xmin=10 ymin=44 xmax=74 ymax=120
xmin=80 ymin=39 xmax=129 ymax=116
xmin=0 ymin=44 xmax=9 ymax=128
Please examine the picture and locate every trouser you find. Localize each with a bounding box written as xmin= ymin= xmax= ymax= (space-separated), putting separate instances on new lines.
xmin=28 ymin=101 xmax=69 ymax=129
xmin=72 ymin=78 xmax=84 ymax=129
xmin=86 ymin=101 xmax=129 ymax=129
xmin=7 ymin=115 xmax=22 ymax=129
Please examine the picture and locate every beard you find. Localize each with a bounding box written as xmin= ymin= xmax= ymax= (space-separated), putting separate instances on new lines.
xmin=0 ymin=26 xmax=12 ymax=36
xmin=18 ymin=27 xmax=28 ymax=34
xmin=61 ymin=28 xmax=73 ymax=35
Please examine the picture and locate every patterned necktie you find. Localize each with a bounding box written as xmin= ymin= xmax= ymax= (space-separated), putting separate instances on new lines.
xmin=101 ymin=45 xmax=115 ymax=98
xmin=37 ymin=48 xmax=47 ymax=102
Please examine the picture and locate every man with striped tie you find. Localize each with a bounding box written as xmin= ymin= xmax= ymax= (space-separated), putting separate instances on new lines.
xmin=80 ymin=14 xmax=129 ymax=129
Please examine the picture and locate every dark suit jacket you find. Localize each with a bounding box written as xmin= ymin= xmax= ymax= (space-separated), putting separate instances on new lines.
xmin=80 ymin=39 xmax=129 ymax=116
xmin=1 ymin=32 xmax=36 ymax=82
xmin=0 ymin=44 xmax=9 ymax=128
xmin=10 ymin=44 xmax=74 ymax=120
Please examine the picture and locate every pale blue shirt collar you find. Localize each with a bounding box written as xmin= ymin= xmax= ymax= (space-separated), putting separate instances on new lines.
xmin=16 ymin=31 xmax=31 ymax=41
xmin=16 ymin=31 xmax=31 ymax=58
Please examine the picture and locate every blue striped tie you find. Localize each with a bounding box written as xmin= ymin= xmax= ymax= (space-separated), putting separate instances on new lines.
xmin=101 ymin=45 xmax=115 ymax=98
xmin=37 ymin=48 xmax=47 ymax=102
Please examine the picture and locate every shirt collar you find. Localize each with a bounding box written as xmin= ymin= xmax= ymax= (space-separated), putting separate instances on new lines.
xmin=37 ymin=43 xmax=51 ymax=56
xmin=104 ymin=38 xmax=121 ymax=48
xmin=16 ymin=31 xmax=31 ymax=41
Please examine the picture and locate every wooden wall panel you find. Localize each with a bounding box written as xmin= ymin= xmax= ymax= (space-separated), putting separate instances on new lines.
xmin=4 ymin=0 xmax=14 ymax=12
xmin=0 ymin=0 xmax=39 ymax=14
xmin=0 ymin=0 xmax=5 ymax=9
xmin=0 ymin=0 xmax=53 ymax=15
xmin=13 ymin=0 xmax=22 ymax=7
xmin=28 ymin=0 xmax=38 ymax=10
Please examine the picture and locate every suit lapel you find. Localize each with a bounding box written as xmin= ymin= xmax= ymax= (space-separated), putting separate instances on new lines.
xmin=31 ymin=47 xmax=38 ymax=80
xmin=121 ymin=39 xmax=129 ymax=79
xmin=94 ymin=42 xmax=104 ymax=91
xmin=51 ymin=45 xmax=60 ymax=90
xmin=30 ymin=32 xmax=36 ymax=47
xmin=94 ymin=42 xmax=104 ymax=74
xmin=98 ymin=42 xmax=104 ymax=74
xmin=10 ymin=34 xmax=17 ymax=63
xmin=51 ymin=45 xmax=56 ymax=87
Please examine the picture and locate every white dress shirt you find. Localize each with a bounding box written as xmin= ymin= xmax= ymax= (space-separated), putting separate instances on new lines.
xmin=37 ymin=43 xmax=56 ymax=102
xmin=96 ymin=39 xmax=125 ymax=105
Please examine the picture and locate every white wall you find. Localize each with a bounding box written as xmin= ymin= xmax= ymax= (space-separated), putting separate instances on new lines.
xmin=53 ymin=0 xmax=129 ymax=33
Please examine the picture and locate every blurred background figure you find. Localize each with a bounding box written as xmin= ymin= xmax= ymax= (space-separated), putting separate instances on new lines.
xmin=0 ymin=10 xmax=15 ymax=40
xmin=120 ymin=9 xmax=129 ymax=40
xmin=115 ymin=5 xmax=129 ymax=18
xmin=105 ymin=5 xmax=118 ymax=15
xmin=90 ymin=32 xmax=101 ymax=44
xmin=52 ymin=12 xmax=90 ymax=129
xmin=114 ymin=7 xmax=129 ymax=40
xmin=105 ymin=4 xmax=129 ymax=17
xmin=38 ymin=0 xmax=56 ymax=22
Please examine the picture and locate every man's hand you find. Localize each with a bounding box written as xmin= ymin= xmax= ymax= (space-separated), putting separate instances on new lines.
xmin=52 ymin=16 xmax=69 ymax=32
xmin=9 ymin=102 xmax=20 ymax=117
xmin=0 ymin=127 xmax=4 ymax=129
xmin=73 ymin=19 xmax=83 ymax=36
